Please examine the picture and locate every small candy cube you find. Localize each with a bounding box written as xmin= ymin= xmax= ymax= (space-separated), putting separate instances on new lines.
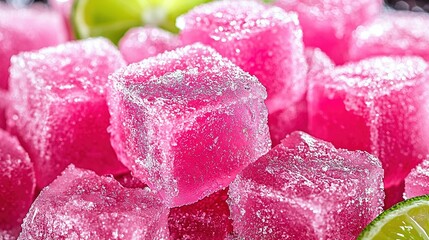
xmin=0 ymin=129 xmax=35 ymax=240
xmin=19 ymin=165 xmax=169 ymax=239
xmin=119 ymin=27 xmax=182 ymax=64
xmin=108 ymin=43 xmax=271 ymax=207
xmin=228 ymin=131 xmax=384 ymax=239
xmin=7 ymin=38 xmax=128 ymax=188
xmin=405 ymin=158 xmax=429 ymax=199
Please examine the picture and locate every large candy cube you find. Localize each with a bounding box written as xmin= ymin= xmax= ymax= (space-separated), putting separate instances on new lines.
xmin=275 ymin=0 xmax=382 ymax=64
xmin=0 ymin=129 xmax=35 ymax=240
xmin=119 ymin=27 xmax=182 ymax=64
xmin=0 ymin=3 xmax=67 ymax=90
xmin=19 ymin=165 xmax=169 ymax=239
xmin=228 ymin=131 xmax=384 ymax=239
xmin=405 ymin=158 xmax=429 ymax=199
xmin=308 ymin=56 xmax=429 ymax=201
xmin=108 ymin=43 xmax=271 ymax=207
xmin=7 ymin=38 xmax=128 ymax=188
xmin=349 ymin=12 xmax=429 ymax=62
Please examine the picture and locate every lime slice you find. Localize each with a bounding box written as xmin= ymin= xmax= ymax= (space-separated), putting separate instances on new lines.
xmin=358 ymin=195 xmax=429 ymax=239
xmin=71 ymin=0 xmax=211 ymax=45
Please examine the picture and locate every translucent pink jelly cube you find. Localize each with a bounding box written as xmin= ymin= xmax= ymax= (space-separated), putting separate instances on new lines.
xmin=228 ymin=131 xmax=384 ymax=240
xmin=119 ymin=27 xmax=182 ymax=64
xmin=0 ymin=129 xmax=35 ymax=240
xmin=0 ymin=90 xmax=8 ymax=129
xmin=269 ymin=48 xmax=334 ymax=146
xmin=7 ymin=38 xmax=128 ymax=189
xmin=0 ymin=3 xmax=67 ymax=90
xmin=177 ymin=1 xmax=307 ymax=114
xmin=308 ymin=56 xmax=429 ymax=192
xmin=169 ymin=189 xmax=232 ymax=239
xmin=349 ymin=12 xmax=429 ymax=62
xmin=405 ymin=158 xmax=429 ymax=199
xmin=49 ymin=0 xmax=74 ymax=39
xmin=275 ymin=0 xmax=382 ymax=64
xmin=108 ymin=43 xmax=271 ymax=207
xmin=19 ymin=165 xmax=169 ymax=239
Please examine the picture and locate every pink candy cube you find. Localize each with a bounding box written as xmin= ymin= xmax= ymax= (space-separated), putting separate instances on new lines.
xmin=405 ymin=158 xmax=429 ymax=199
xmin=0 ymin=3 xmax=67 ymax=90
xmin=308 ymin=56 xmax=429 ymax=203
xmin=108 ymin=43 xmax=271 ymax=207
xmin=228 ymin=131 xmax=384 ymax=239
xmin=19 ymin=165 xmax=169 ymax=239
xmin=119 ymin=27 xmax=182 ymax=64
xmin=349 ymin=12 xmax=429 ymax=62
xmin=7 ymin=38 xmax=128 ymax=188
xmin=275 ymin=0 xmax=382 ymax=64
xmin=0 ymin=129 xmax=35 ymax=240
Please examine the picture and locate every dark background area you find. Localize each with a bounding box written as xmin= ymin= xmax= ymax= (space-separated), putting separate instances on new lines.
xmin=1 ymin=0 xmax=429 ymax=12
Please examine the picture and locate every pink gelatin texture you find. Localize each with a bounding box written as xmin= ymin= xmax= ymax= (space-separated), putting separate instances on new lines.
xmin=0 ymin=90 xmax=9 ymax=129
xmin=0 ymin=3 xmax=67 ymax=90
xmin=178 ymin=1 xmax=307 ymax=114
xmin=119 ymin=27 xmax=182 ymax=64
xmin=7 ymin=38 xmax=128 ymax=188
xmin=228 ymin=131 xmax=384 ymax=240
xmin=275 ymin=0 xmax=382 ymax=64
xmin=349 ymin=11 xmax=429 ymax=62
xmin=308 ymin=56 xmax=429 ymax=192
xmin=405 ymin=158 xmax=429 ymax=199
xmin=108 ymin=43 xmax=271 ymax=207
xmin=169 ymin=189 xmax=232 ymax=240
xmin=19 ymin=165 xmax=169 ymax=239
xmin=0 ymin=129 xmax=35 ymax=240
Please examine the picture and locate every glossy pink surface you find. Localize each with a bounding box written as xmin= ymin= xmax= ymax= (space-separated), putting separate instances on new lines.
xmin=7 ymin=38 xmax=128 ymax=189
xmin=108 ymin=43 xmax=271 ymax=207
xmin=229 ymin=131 xmax=384 ymax=240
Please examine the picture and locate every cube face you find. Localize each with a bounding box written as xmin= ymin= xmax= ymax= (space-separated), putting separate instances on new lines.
xmin=275 ymin=0 xmax=382 ymax=64
xmin=308 ymin=56 xmax=429 ymax=189
xmin=119 ymin=27 xmax=182 ymax=64
xmin=349 ymin=12 xmax=429 ymax=62
xmin=0 ymin=4 xmax=67 ymax=90
xmin=405 ymin=159 xmax=429 ymax=199
xmin=7 ymin=38 xmax=128 ymax=188
xmin=19 ymin=165 xmax=169 ymax=240
xmin=108 ymin=43 xmax=271 ymax=207
xmin=228 ymin=131 xmax=384 ymax=239
xmin=0 ymin=130 xmax=35 ymax=239
xmin=178 ymin=1 xmax=307 ymax=113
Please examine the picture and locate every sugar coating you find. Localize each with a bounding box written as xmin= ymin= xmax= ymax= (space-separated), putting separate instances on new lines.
xmin=177 ymin=1 xmax=307 ymax=114
xmin=7 ymin=38 xmax=128 ymax=188
xmin=0 ymin=3 xmax=67 ymax=90
xmin=228 ymin=131 xmax=384 ymax=240
xmin=0 ymin=90 xmax=8 ymax=129
xmin=119 ymin=27 xmax=182 ymax=64
xmin=169 ymin=189 xmax=232 ymax=240
xmin=108 ymin=43 xmax=271 ymax=207
xmin=349 ymin=12 xmax=429 ymax=62
xmin=308 ymin=56 xmax=429 ymax=190
xmin=18 ymin=165 xmax=169 ymax=240
xmin=0 ymin=129 xmax=35 ymax=239
xmin=275 ymin=0 xmax=382 ymax=64
xmin=269 ymin=48 xmax=334 ymax=146
xmin=405 ymin=158 xmax=429 ymax=199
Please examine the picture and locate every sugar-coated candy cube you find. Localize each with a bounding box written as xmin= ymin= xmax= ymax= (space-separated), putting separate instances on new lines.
xmin=228 ymin=131 xmax=384 ymax=240
xmin=349 ymin=12 xmax=429 ymax=62
xmin=19 ymin=165 xmax=169 ymax=239
xmin=169 ymin=189 xmax=232 ymax=240
xmin=7 ymin=38 xmax=128 ymax=188
xmin=108 ymin=43 xmax=271 ymax=207
xmin=405 ymin=158 xmax=429 ymax=199
xmin=308 ymin=56 xmax=429 ymax=201
xmin=119 ymin=27 xmax=182 ymax=64
xmin=0 ymin=129 xmax=35 ymax=240
xmin=305 ymin=48 xmax=335 ymax=79
xmin=177 ymin=1 xmax=307 ymax=114
xmin=0 ymin=3 xmax=67 ymax=90
xmin=0 ymin=90 xmax=8 ymax=129
xmin=275 ymin=0 xmax=382 ymax=64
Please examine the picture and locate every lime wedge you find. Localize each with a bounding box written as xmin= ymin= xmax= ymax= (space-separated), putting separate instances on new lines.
xmin=71 ymin=0 xmax=211 ymax=45
xmin=358 ymin=195 xmax=429 ymax=239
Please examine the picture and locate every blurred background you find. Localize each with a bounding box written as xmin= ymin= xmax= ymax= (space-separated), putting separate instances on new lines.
xmin=1 ymin=0 xmax=429 ymax=12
